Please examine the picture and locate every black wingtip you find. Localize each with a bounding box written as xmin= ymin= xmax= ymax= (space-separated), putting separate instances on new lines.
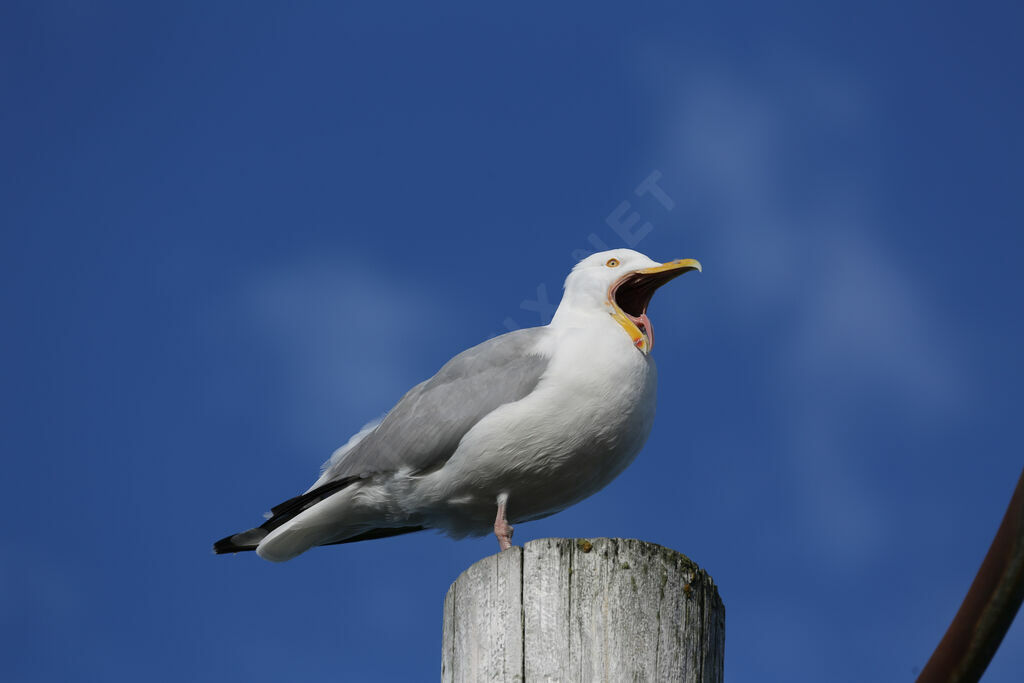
xmin=213 ymin=476 xmax=364 ymax=556
xmin=213 ymin=527 xmax=267 ymax=554
xmin=213 ymin=536 xmax=255 ymax=554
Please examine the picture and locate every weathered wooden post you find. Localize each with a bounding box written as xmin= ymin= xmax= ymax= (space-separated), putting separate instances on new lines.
xmin=441 ymin=538 xmax=725 ymax=682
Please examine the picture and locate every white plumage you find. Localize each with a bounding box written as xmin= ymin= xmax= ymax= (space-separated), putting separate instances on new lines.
xmin=215 ymin=248 xmax=700 ymax=561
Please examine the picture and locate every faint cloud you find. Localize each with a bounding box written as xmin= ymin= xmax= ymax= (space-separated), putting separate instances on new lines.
xmin=785 ymin=227 xmax=962 ymax=412
xmin=651 ymin=61 xmax=968 ymax=566
xmin=241 ymin=254 xmax=443 ymax=453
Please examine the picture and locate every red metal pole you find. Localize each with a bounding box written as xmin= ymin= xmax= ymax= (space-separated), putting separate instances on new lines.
xmin=916 ymin=466 xmax=1024 ymax=683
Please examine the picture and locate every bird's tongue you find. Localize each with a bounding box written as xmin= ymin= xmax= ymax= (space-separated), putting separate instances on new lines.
xmin=632 ymin=312 xmax=653 ymax=350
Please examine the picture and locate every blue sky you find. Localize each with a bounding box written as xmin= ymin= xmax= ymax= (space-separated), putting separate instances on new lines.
xmin=3 ymin=2 xmax=1023 ymax=681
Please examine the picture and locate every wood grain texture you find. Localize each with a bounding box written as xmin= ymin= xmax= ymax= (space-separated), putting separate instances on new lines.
xmin=442 ymin=538 xmax=724 ymax=682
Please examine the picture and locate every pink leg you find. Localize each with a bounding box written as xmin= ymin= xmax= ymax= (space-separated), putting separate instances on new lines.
xmin=494 ymin=493 xmax=514 ymax=551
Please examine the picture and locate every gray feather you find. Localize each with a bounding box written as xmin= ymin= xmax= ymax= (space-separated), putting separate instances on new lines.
xmin=320 ymin=327 xmax=551 ymax=482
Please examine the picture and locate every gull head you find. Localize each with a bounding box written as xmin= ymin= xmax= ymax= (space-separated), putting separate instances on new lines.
xmin=557 ymin=249 xmax=701 ymax=354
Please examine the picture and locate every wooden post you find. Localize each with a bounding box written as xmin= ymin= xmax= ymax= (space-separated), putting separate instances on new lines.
xmin=441 ymin=538 xmax=725 ymax=682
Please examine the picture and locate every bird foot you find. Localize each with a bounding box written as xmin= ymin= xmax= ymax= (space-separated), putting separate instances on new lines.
xmin=494 ymin=494 xmax=514 ymax=551
xmin=494 ymin=519 xmax=514 ymax=551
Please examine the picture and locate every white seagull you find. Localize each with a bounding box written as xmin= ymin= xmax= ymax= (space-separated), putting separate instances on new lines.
xmin=215 ymin=249 xmax=701 ymax=562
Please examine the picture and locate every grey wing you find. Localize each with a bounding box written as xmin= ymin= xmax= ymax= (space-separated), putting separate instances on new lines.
xmin=319 ymin=327 xmax=551 ymax=483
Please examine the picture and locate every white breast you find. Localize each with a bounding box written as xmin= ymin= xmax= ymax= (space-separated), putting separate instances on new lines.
xmin=413 ymin=318 xmax=658 ymax=536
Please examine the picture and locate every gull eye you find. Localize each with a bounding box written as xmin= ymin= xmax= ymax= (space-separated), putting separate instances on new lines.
xmin=606 ymin=258 xmax=620 ymax=268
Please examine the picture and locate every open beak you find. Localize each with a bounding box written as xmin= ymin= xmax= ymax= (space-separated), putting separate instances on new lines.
xmin=608 ymin=258 xmax=702 ymax=354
